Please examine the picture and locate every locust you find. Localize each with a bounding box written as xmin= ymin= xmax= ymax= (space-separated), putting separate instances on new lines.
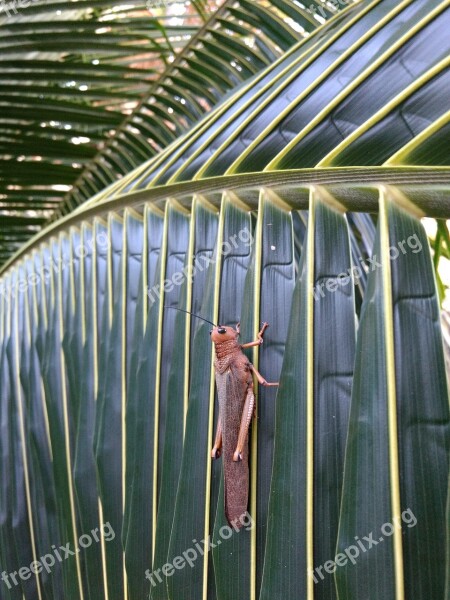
xmin=209 ymin=321 xmax=278 ymax=527
xmin=166 ymin=307 xmax=278 ymax=528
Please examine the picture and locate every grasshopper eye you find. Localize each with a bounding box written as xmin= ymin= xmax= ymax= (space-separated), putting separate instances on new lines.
xmin=218 ymin=327 xmax=227 ymax=334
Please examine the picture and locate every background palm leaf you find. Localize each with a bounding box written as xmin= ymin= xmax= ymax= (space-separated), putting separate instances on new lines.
xmin=0 ymin=2 xmax=449 ymax=600
xmin=0 ymin=0 xmax=343 ymax=263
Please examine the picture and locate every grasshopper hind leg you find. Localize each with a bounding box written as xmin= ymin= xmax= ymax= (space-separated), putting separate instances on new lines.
xmin=211 ymin=417 xmax=223 ymax=459
xmin=233 ymin=384 xmax=255 ymax=462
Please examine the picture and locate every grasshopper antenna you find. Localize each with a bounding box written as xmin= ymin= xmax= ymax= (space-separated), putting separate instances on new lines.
xmin=164 ymin=306 xmax=217 ymax=327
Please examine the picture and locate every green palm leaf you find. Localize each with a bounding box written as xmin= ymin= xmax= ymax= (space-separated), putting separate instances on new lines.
xmin=0 ymin=2 xmax=449 ymax=600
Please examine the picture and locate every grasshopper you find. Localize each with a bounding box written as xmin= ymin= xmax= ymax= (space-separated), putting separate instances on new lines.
xmin=166 ymin=308 xmax=278 ymax=527
xmin=210 ymin=321 xmax=278 ymax=527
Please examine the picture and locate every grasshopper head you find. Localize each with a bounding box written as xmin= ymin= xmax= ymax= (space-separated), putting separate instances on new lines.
xmin=209 ymin=325 xmax=239 ymax=343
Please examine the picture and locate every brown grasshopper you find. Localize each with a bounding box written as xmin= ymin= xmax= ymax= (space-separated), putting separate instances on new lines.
xmin=210 ymin=321 xmax=278 ymax=527
xmin=165 ymin=308 xmax=278 ymax=527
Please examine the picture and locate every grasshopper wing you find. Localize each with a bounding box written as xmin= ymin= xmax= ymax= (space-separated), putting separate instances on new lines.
xmin=216 ymin=364 xmax=252 ymax=527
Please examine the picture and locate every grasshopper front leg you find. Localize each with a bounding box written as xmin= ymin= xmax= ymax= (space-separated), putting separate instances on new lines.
xmin=241 ymin=322 xmax=270 ymax=348
xmin=245 ymin=322 xmax=278 ymax=385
